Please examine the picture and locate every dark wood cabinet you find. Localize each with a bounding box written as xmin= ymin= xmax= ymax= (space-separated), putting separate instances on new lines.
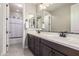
xmin=40 ymin=43 xmax=52 ymax=56
xmin=40 ymin=38 xmax=79 ymax=56
xmin=28 ymin=34 xmax=31 ymax=49
xmin=40 ymin=41 xmax=64 ymax=56
xmin=34 ymin=36 xmax=40 ymax=55
xmin=28 ymin=34 xmax=64 ymax=56
xmin=27 ymin=34 xmax=79 ymax=56
xmin=28 ymin=34 xmax=35 ymax=53
xmin=28 ymin=34 xmax=40 ymax=55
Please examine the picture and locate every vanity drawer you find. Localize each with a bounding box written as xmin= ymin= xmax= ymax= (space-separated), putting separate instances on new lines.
xmin=41 ymin=38 xmax=79 ymax=56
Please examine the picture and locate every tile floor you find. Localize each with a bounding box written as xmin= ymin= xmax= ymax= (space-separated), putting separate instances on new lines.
xmin=5 ymin=43 xmax=33 ymax=56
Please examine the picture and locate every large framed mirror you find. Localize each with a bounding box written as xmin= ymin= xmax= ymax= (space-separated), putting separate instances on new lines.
xmin=25 ymin=3 xmax=79 ymax=34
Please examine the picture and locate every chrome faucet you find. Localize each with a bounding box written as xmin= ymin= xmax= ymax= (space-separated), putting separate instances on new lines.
xmin=59 ymin=32 xmax=67 ymax=37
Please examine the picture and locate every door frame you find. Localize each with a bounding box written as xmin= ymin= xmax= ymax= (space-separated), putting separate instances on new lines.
xmin=1 ymin=3 xmax=9 ymax=55
xmin=7 ymin=3 xmax=24 ymax=49
xmin=6 ymin=4 xmax=9 ymax=52
xmin=2 ymin=3 xmax=25 ymax=55
xmin=23 ymin=3 xmax=26 ymax=48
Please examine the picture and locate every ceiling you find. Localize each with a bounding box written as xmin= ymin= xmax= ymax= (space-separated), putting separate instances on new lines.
xmin=9 ymin=3 xmax=75 ymax=15
xmin=9 ymin=3 xmax=23 ymax=14
xmin=44 ymin=3 xmax=75 ymax=12
xmin=9 ymin=3 xmax=38 ymax=14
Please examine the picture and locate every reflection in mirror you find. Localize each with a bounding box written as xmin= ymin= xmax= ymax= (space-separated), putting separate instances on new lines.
xmin=36 ymin=16 xmax=42 ymax=29
xmin=42 ymin=12 xmax=52 ymax=32
xmin=38 ymin=3 xmax=75 ymax=33
xmin=25 ymin=19 xmax=29 ymax=29
xmin=25 ymin=14 xmax=36 ymax=29
xmin=25 ymin=3 xmax=79 ymax=34
xmin=29 ymin=17 xmax=35 ymax=28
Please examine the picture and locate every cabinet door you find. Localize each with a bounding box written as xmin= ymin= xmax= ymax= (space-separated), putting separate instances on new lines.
xmin=40 ymin=43 xmax=52 ymax=56
xmin=30 ymin=35 xmax=35 ymax=52
xmin=28 ymin=34 xmax=31 ymax=49
xmin=28 ymin=34 xmax=35 ymax=52
xmin=40 ymin=43 xmax=64 ymax=56
xmin=34 ymin=37 xmax=40 ymax=55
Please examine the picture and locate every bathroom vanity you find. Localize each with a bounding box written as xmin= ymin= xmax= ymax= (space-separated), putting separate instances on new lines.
xmin=24 ymin=4 xmax=79 ymax=56
xmin=27 ymin=32 xmax=79 ymax=56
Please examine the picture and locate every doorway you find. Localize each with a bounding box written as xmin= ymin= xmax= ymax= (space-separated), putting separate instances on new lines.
xmin=7 ymin=3 xmax=23 ymax=53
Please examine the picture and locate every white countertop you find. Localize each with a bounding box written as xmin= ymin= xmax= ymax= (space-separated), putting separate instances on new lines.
xmin=27 ymin=31 xmax=79 ymax=51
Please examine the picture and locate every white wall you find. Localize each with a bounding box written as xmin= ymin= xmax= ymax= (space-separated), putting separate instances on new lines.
xmin=71 ymin=4 xmax=79 ymax=33
xmin=51 ymin=4 xmax=71 ymax=32
xmin=24 ymin=3 xmax=36 ymax=17
xmin=0 ymin=3 xmax=4 ymax=55
xmin=0 ymin=4 xmax=7 ymax=55
xmin=23 ymin=3 xmax=37 ymax=48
